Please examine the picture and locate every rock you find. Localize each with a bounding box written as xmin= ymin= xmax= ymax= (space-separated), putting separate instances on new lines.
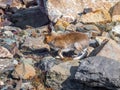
xmin=66 ymin=24 xmax=76 ymax=31
xmin=104 ymin=22 xmax=115 ymax=32
xmin=54 ymin=19 xmax=70 ymax=31
xmin=45 ymin=59 xmax=107 ymax=90
xmin=95 ymin=37 xmax=120 ymax=61
xmin=79 ymin=10 xmax=111 ymax=24
xmin=21 ymin=82 xmax=35 ymax=90
xmin=0 ymin=46 xmax=13 ymax=58
xmin=22 ymin=36 xmax=50 ymax=50
xmin=39 ymin=0 xmax=119 ymax=23
xmin=12 ymin=63 xmax=36 ymax=79
xmin=36 ymin=56 xmax=61 ymax=71
xmin=109 ymin=24 xmax=120 ymax=42
xmin=0 ymin=0 xmax=24 ymax=9
xmin=76 ymin=24 xmax=101 ymax=38
xmin=0 ymin=38 xmax=19 ymax=56
xmin=45 ymin=0 xmax=82 ymax=23
xmin=22 ymin=0 xmax=37 ymax=8
xmin=111 ymin=2 xmax=120 ymax=22
xmin=75 ymin=56 xmax=120 ymax=90
xmin=10 ymin=7 xmax=49 ymax=28
xmin=3 ymin=31 xmax=14 ymax=37
xmin=46 ymin=60 xmax=79 ymax=90
xmin=1 ymin=26 xmax=22 ymax=33
xmin=0 ymin=80 xmax=4 ymax=85
xmin=0 ymin=58 xmax=14 ymax=73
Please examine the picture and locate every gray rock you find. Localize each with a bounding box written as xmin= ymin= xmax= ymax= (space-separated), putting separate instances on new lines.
xmin=96 ymin=37 xmax=120 ymax=61
xmin=45 ymin=59 xmax=80 ymax=90
xmin=36 ymin=56 xmax=61 ymax=71
xmin=45 ymin=58 xmax=108 ymax=90
xmin=21 ymin=36 xmax=50 ymax=50
xmin=0 ymin=59 xmax=14 ymax=74
xmin=75 ymin=56 xmax=120 ymax=90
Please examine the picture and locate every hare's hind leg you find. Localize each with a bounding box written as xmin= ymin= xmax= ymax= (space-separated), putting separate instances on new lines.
xmin=73 ymin=48 xmax=88 ymax=60
xmin=73 ymin=43 xmax=88 ymax=60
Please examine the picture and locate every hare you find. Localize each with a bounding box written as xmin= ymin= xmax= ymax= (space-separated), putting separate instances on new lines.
xmin=43 ymin=24 xmax=89 ymax=60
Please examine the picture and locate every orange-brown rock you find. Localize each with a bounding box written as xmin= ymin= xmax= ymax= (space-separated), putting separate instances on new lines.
xmin=13 ymin=63 xmax=36 ymax=79
xmin=54 ymin=19 xmax=70 ymax=31
xmin=80 ymin=10 xmax=111 ymax=23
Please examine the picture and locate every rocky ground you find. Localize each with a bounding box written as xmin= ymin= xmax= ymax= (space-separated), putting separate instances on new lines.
xmin=1 ymin=0 xmax=120 ymax=90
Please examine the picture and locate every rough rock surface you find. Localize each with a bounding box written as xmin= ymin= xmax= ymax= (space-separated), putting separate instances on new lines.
xmin=111 ymin=2 xmax=120 ymax=22
xmin=12 ymin=63 xmax=36 ymax=79
xmin=0 ymin=46 xmax=13 ymax=58
xmin=0 ymin=0 xmax=23 ymax=9
xmin=45 ymin=59 xmax=108 ymax=90
xmin=80 ymin=10 xmax=111 ymax=23
xmin=96 ymin=37 xmax=120 ymax=61
xmin=36 ymin=56 xmax=61 ymax=71
xmin=41 ymin=0 xmax=120 ymax=22
xmin=0 ymin=59 xmax=14 ymax=73
xmin=46 ymin=60 xmax=80 ymax=90
xmin=75 ymin=56 xmax=120 ymax=90
xmin=109 ymin=24 xmax=120 ymax=43
xmin=22 ymin=36 xmax=50 ymax=50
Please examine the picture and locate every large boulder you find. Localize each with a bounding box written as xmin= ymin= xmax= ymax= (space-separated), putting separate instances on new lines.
xmin=10 ymin=7 xmax=49 ymax=28
xmin=75 ymin=56 xmax=120 ymax=90
xmin=46 ymin=60 xmax=80 ymax=90
xmin=45 ymin=59 xmax=107 ymax=90
xmin=39 ymin=0 xmax=119 ymax=23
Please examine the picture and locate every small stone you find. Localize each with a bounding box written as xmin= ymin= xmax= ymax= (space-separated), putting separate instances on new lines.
xmin=0 ymin=46 xmax=13 ymax=58
xmin=13 ymin=59 xmax=18 ymax=65
xmin=54 ymin=19 xmax=70 ymax=31
xmin=0 ymin=80 xmax=4 ymax=85
xmin=3 ymin=31 xmax=14 ymax=37
xmin=0 ymin=59 xmax=14 ymax=73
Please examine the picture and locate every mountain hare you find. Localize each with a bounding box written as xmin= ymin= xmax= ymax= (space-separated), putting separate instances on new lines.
xmin=43 ymin=25 xmax=89 ymax=60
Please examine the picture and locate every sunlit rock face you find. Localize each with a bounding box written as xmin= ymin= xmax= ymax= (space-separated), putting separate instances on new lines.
xmin=37 ymin=0 xmax=120 ymax=22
